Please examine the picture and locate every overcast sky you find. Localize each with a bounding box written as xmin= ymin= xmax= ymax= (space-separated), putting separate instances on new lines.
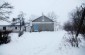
xmin=1 ymin=0 xmax=85 ymax=24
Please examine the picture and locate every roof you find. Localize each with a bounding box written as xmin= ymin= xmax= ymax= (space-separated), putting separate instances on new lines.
xmin=32 ymin=15 xmax=54 ymax=22
xmin=0 ymin=20 xmax=10 ymax=25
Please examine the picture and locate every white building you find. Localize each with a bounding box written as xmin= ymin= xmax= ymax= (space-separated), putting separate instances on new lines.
xmin=0 ymin=20 xmax=28 ymax=32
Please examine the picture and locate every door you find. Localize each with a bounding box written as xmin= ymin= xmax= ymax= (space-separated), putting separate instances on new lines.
xmin=33 ymin=24 xmax=39 ymax=32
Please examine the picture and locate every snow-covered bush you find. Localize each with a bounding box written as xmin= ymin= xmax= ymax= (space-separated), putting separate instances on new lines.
xmin=63 ymin=33 xmax=81 ymax=47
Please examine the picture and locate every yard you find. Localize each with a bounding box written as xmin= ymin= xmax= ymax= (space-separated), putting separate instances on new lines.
xmin=0 ymin=30 xmax=85 ymax=55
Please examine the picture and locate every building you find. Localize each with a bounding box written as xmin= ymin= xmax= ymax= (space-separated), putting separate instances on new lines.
xmin=11 ymin=23 xmax=25 ymax=32
xmin=0 ymin=20 xmax=25 ymax=32
xmin=0 ymin=15 xmax=56 ymax=32
xmin=31 ymin=15 xmax=55 ymax=32
xmin=0 ymin=20 xmax=12 ymax=32
xmin=24 ymin=22 xmax=31 ymax=32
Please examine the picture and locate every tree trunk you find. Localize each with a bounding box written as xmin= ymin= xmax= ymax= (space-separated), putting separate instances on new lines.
xmin=20 ymin=20 xmax=21 ymax=31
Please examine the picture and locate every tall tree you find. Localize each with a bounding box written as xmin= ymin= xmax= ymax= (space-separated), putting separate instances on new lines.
xmin=64 ymin=4 xmax=85 ymax=47
xmin=12 ymin=11 xmax=25 ymax=31
xmin=0 ymin=2 xmax=13 ymax=21
xmin=0 ymin=2 xmax=13 ymax=45
xmin=75 ymin=6 xmax=85 ymax=47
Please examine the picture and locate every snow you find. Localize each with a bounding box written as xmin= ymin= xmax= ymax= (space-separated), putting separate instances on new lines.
xmin=0 ymin=20 xmax=10 ymax=25
xmin=0 ymin=30 xmax=85 ymax=55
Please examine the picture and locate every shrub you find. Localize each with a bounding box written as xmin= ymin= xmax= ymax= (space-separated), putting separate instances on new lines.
xmin=0 ymin=31 xmax=12 ymax=45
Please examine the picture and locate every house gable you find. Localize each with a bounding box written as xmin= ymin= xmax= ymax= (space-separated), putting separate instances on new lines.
xmin=32 ymin=16 xmax=54 ymax=22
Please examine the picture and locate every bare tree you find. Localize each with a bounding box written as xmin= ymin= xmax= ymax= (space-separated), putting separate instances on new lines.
xmin=47 ymin=12 xmax=57 ymax=21
xmin=64 ymin=4 xmax=85 ymax=47
xmin=12 ymin=11 xmax=25 ymax=31
xmin=75 ymin=6 xmax=85 ymax=47
xmin=0 ymin=2 xmax=13 ymax=44
xmin=29 ymin=15 xmax=38 ymax=22
xmin=0 ymin=2 xmax=13 ymax=21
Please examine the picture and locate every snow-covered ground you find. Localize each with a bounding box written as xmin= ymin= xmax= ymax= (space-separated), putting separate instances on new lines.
xmin=0 ymin=30 xmax=85 ymax=55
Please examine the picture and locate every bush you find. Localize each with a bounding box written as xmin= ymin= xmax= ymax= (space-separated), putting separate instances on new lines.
xmin=18 ymin=31 xmax=24 ymax=37
xmin=0 ymin=31 xmax=11 ymax=45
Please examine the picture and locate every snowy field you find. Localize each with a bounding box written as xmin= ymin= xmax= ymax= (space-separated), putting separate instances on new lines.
xmin=0 ymin=30 xmax=85 ymax=55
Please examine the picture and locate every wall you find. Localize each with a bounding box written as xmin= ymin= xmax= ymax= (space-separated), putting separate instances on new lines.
xmin=31 ymin=22 xmax=54 ymax=32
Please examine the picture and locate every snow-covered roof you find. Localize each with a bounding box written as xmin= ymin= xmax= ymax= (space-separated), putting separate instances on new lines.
xmin=0 ymin=20 xmax=10 ymax=25
xmin=14 ymin=23 xmax=20 ymax=25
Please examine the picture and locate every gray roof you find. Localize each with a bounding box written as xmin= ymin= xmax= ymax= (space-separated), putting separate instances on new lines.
xmin=32 ymin=15 xmax=54 ymax=22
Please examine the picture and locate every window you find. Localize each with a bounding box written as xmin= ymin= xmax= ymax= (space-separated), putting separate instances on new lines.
xmin=3 ymin=26 xmax=6 ymax=30
xmin=15 ymin=27 xmax=17 ymax=29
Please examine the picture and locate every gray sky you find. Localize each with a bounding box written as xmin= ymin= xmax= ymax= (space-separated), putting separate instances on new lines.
xmin=3 ymin=0 xmax=85 ymax=24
